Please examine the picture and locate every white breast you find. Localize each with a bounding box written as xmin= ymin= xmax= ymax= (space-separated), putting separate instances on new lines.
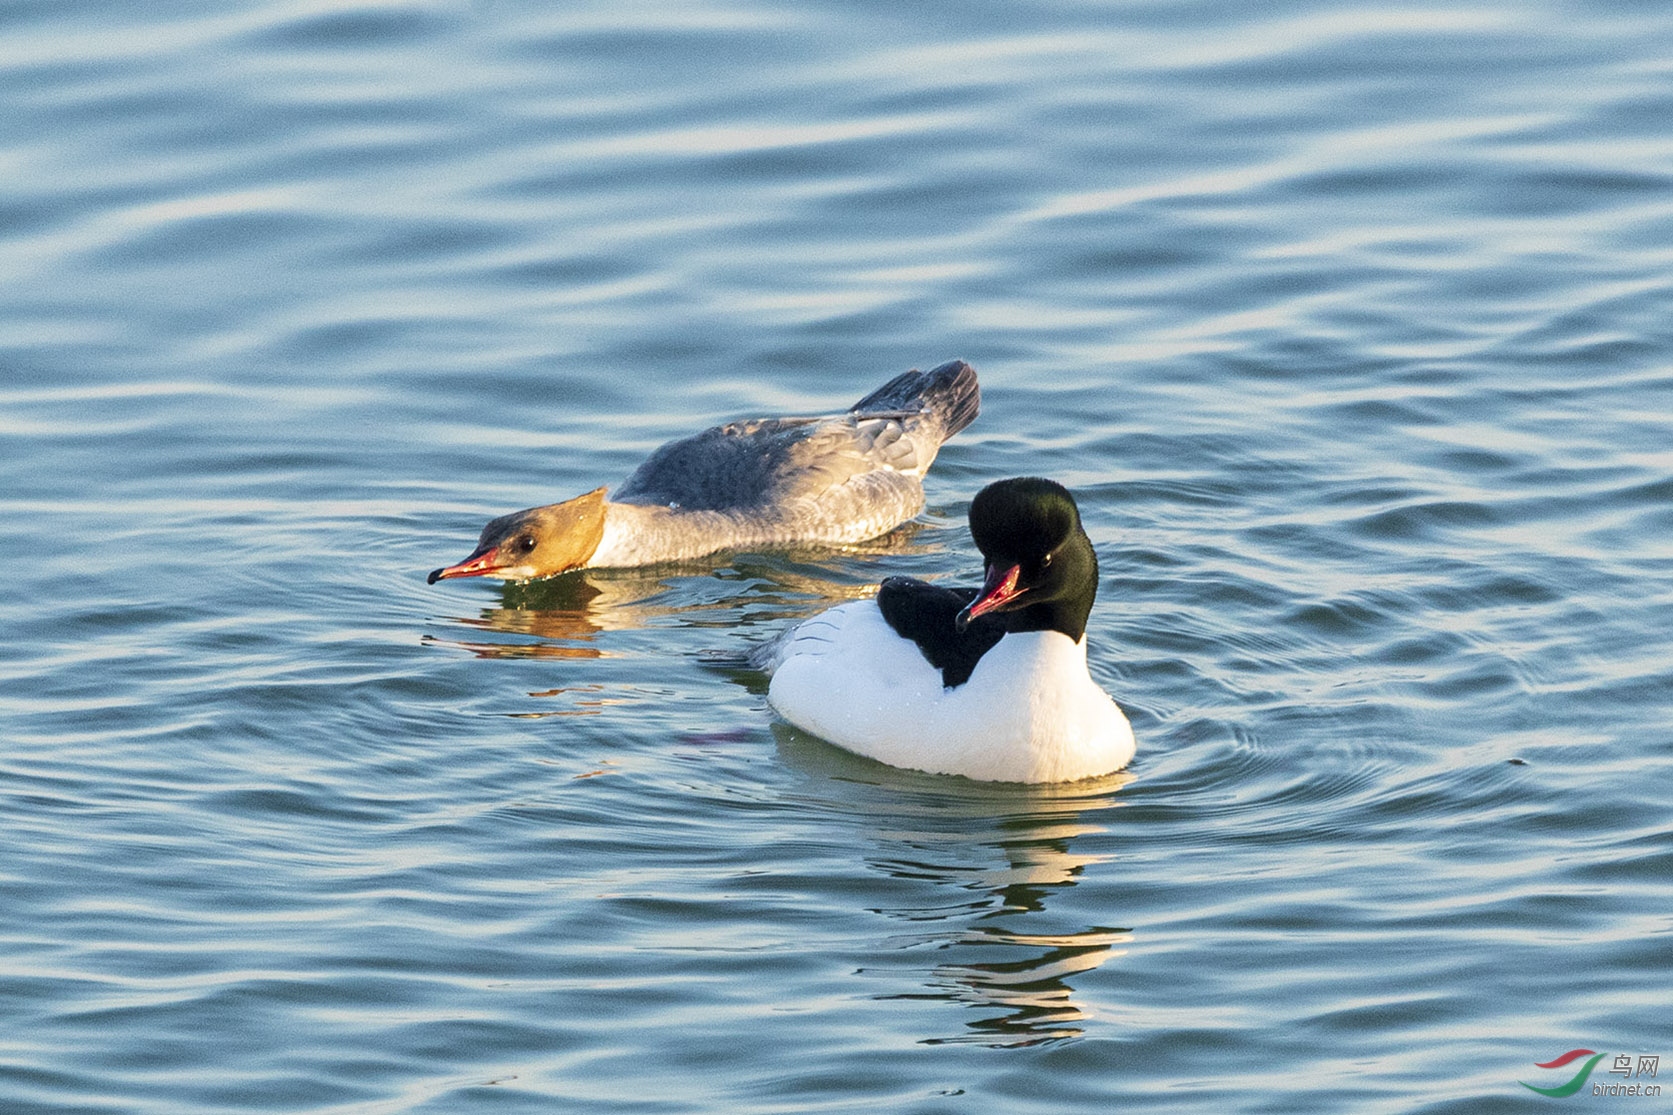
xmin=764 ymin=600 xmax=1135 ymax=783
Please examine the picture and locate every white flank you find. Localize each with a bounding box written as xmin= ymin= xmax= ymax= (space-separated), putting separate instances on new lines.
xmin=765 ymin=600 xmax=1135 ymax=783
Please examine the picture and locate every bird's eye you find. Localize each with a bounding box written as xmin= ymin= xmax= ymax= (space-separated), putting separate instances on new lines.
xmin=1041 ymin=551 xmax=1054 ymax=568
xmin=518 ymin=535 xmax=537 ymax=553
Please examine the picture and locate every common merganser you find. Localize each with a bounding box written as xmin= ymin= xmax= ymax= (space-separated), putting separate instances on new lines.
xmin=429 ymin=360 xmax=979 ymax=584
xmin=755 ymin=477 xmax=1135 ymax=783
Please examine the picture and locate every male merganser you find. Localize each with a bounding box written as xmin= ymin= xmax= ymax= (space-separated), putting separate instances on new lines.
xmin=429 ymin=360 xmax=979 ymax=584
xmin=755 ymin=477 xmax=1135 ymax=783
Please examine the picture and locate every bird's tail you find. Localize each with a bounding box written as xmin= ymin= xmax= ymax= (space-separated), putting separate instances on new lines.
xmin=848 ymin=360 xmax=980 ymax=440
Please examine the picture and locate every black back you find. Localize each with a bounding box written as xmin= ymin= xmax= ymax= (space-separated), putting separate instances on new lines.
xmin=876 ymin=576 xmax=1005 ymax=688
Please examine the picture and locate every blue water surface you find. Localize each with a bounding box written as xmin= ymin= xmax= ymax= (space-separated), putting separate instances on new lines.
xmin=2 ymin=1 xmax=1671 ymax=1111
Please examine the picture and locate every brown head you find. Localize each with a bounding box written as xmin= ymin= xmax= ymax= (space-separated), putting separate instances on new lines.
xmin=428 ymin=487 xmax=608 ymax=583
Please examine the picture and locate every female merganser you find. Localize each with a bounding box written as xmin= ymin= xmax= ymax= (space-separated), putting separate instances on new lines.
xmin=756 ymin=477 xmax=1135 ymax=783
xmin=429 ymin=360 xmax=979 ymax=584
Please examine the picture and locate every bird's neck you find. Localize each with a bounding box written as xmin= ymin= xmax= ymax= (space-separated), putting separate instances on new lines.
xmin=588 ymin=502 xmax=753 ymax=567
xmin=998 ymin=598 xmax=1091 ymax=642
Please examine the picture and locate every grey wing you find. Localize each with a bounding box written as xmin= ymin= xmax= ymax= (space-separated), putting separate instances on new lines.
xmin=615 ymin=362 xmax=976 ymax=514
xmin=614 ymin=413 xmax=930 ymax=530
xmin=751 ymin=414 xmax=933 ymax=540
xmin=769 ymin=413 xmax=931 ymax=492
xmin=613 ymin=417 xmax=822 ymax=510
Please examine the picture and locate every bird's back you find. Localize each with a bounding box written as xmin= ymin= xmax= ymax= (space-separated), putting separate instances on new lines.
xmin=612 ymin=361 xmax=979 ymax=545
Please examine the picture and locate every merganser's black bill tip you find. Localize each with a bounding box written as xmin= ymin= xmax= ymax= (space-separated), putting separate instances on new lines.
xmin=428 ymin=544 xmax=502 ymax=583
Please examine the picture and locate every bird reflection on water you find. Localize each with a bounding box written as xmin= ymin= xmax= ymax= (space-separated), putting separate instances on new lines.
xmin=777 ymin=727 xmax=1135 ymax=1047
xmin=870 ymin=790 xmax=1133 ymax=1046
xmin=424 ymin=572 xmax=653 ymax=661
xmin=421 ymin=543 xmax=920 ymax=715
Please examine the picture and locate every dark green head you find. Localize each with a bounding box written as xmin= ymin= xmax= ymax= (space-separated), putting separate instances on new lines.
xmin=956 ymin=477 xmax=1098 ymax=641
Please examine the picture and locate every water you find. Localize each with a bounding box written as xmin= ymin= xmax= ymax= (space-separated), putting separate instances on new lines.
xmin=3 ymin=1 xmax=1672 ymax=1111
